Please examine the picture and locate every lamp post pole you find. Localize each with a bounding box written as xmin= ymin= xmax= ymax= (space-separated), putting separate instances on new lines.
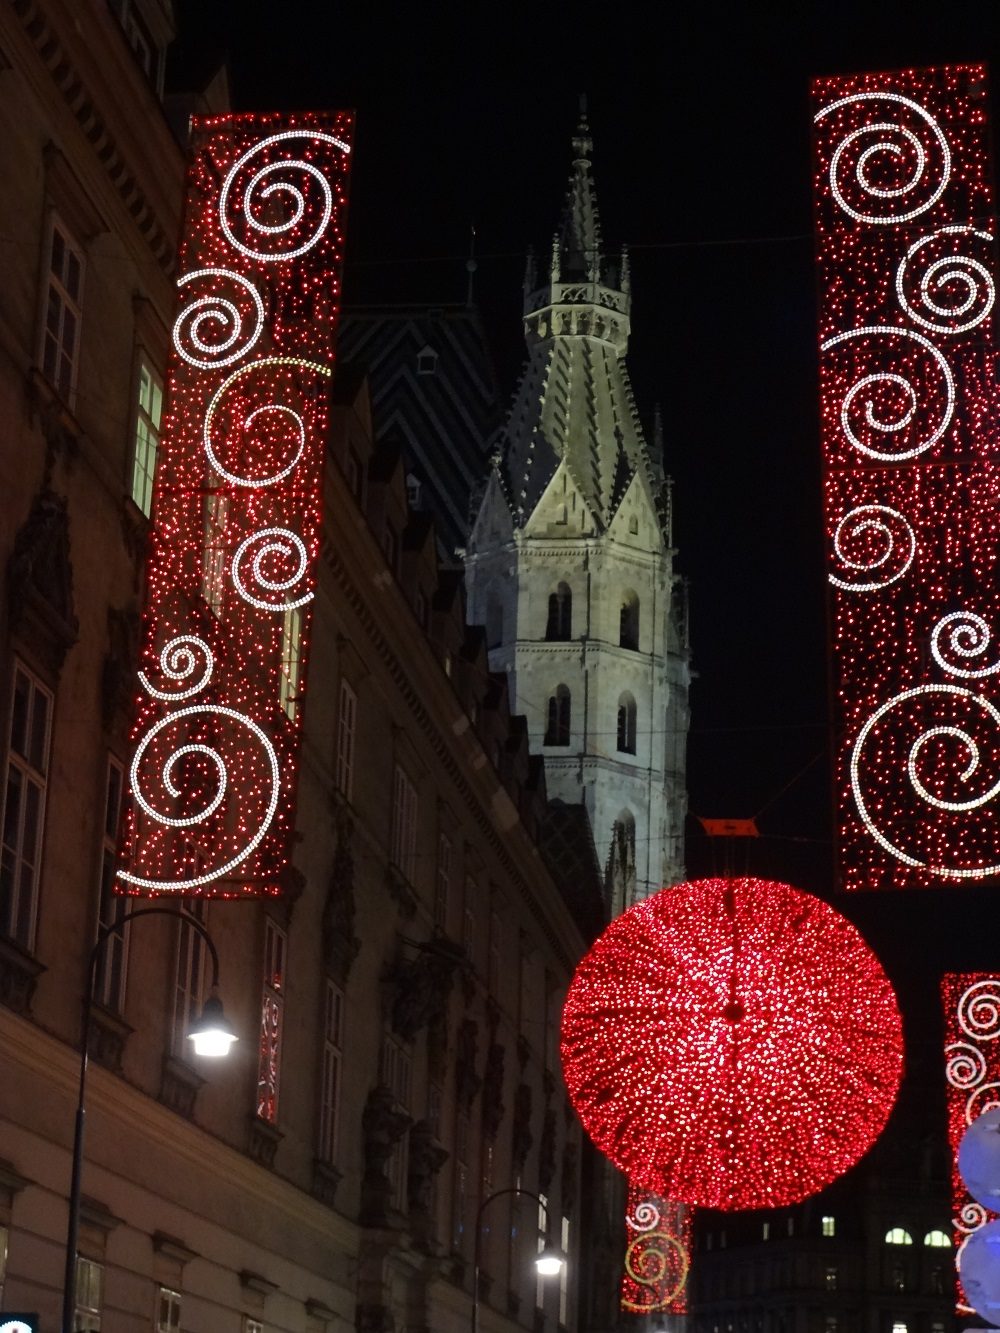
xmin=60 ymin=906 xmax=227 ymax=1333
xmin=471 ymin=1186 xmax=559 ymax=1333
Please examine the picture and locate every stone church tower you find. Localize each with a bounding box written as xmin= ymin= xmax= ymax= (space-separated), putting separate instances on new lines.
xmin=465 ymin=115 xmax=690 ymax=915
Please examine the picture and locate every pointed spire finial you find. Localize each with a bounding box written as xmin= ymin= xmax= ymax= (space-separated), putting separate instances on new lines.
xmin=652 ymin=404 xmax=664 ymax=463
xmin=620 ymin=243 xmax=631 ymax=296
xmin=550 ymin=231 xmax=561 ymax=284
xmin=523 ymin=244 xmax=537 ymax=296
xmin=573 ymin=92 xmax=592 ymax=162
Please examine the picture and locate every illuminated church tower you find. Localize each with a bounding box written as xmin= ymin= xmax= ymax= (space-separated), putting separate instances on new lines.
xmin=465 ymin=114 xmax=690 ymax=914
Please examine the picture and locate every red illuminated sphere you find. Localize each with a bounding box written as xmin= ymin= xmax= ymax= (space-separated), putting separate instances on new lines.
xmin=561 ymin=877 xmax=904 ymax=1210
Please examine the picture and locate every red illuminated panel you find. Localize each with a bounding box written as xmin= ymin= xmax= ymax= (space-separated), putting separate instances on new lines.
xmin=115 ymin=113 xmax=352 ymax=897
xmin=812 ymin=66 xmax=1000 ymax=890
xmin=620 ymin=1187 xmax=691 ymax=1316
xmin=941 ymin=973 xmax=1000 ymax=1313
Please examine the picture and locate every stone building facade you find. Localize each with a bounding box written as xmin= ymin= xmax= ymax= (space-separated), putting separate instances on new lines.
xmin=0 ymin=4 xmax=600 ymax=1332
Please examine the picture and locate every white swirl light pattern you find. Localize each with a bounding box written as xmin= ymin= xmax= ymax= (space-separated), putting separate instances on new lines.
xmin=851 ymin=684 xmax=1000 ymax=878
xmin=628 ymin=1200 xmax=661 ymax=1233
xmin=932 ymin=612 xmax=1000 ymax=680
xmin=959 ymin=980 xmax=1000 ymax=1043
xmin=821 ymin=325 xmax=956 ymax=461
xmin=815 ymin=91 xmax=951 ymax=224
xmin=829 ymin=504 xmax=916 ymax=591
xmin=172 ymin=268 xmax=265 ymax=368
xmin=119 ymin=704 xmax=280 ymax=892
xmin=957 ymin=1201 xmax=989 ymax=1233
xmin=946 ymin=1041 xmax=988 ymax=1089
xmin=232 ymin=528 xmax=313 ymax=612
xmin=895 ymin=226 xmax=996 ymax=334
xmin=203 ymin=355 xmax=332 ymax=489
xmin=138 ymin=635 xmax=214 ymax=701
xmin=219 ymin=129 xmax=350 ymax=262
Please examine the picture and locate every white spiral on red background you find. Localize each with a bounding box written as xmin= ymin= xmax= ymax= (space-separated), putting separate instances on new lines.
xmin=931 ymin=612 xmax=1000 ymax=680
xmin=829 ymin=504 xmax=916 ymax=591
xmin=895 ymin=225 xmax=995 ymax=334
xmin=138 ymin=635 xmax=214 ymax=701
xmin=172 ymin=268 xmax=265 ymax=368
xmin=231 ymin=528 xmax=313 ymax=612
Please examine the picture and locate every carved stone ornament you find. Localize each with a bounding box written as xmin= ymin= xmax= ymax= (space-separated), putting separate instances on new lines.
xmin=407 ymin=1118 xmax=449 ymax=1223
xmin=387 ymin=940 xmax=462 ymax=1041
xmin=8 ymin=488 xmax=79 ymax=674
xmin=360 ymin=1084 xmax=411 ymax=1226
xmin=455 ymin=1018 xmax=482 ymax=1109
xmin=481 ymin=1042 xmax=506 ymax=1141
xmin=511 ymin=1082 xmax=533 ymax=1169
xmin=322 ymin=810 xmax=360 ymax=983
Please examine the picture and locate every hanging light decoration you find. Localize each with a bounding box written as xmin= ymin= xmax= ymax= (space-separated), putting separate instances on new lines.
xmin=561 ymin=877 xmax=904 ymax=1210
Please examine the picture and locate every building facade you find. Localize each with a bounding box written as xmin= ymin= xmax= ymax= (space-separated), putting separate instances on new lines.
xmin=0 ymin=5 xmax=602 ymax=1332
xmin=463 ymin=118 xmax=690 ymax=915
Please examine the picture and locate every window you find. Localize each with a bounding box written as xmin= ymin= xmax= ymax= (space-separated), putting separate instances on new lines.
xmin=786 ymin=1217 xmax=793 ymax=1237
xmin=617 ymin=692 xmax=637 ymax=754
xmin=890 ymin=1324 xmax=908 ymax=1333
xmin=390 ymin=764 xmax=418 ymax=882
xmin=822 ymin=1215 xmax=836 ymax=1237
xmin=346 ymin=446 xmax=365 ymax=502
xmin=762 ymin=1221 xmax=770 ymax=1240
xmin=545 ymin=685 xmax=571 ymax=746
xmin=41 ymin=216 xmax=84 ymax=401
xmin=545 ymin=583 xmax=572 ymax=640
xmin=559 ymin=1215 xmax=570 ymax=1326
xmin=75 ymin=1256 xmax=103 ymax=1331
xmin=824 ymin=1319 xmax=838 ymax=1333
xmin=201 ymin=482 xmax=229 ymax=616
xmin=535 ymin=1193 xmax=549 ymax=1310
xmin=1 ymin=662 xmax=53 ymax=949
xmin=382 ymin=1033 xmax=411 ymax=1209
xmin=94 ymin=756 xmax=128 ymax=1012
xmin=486 ymin=593 xmax=504 ymax=650
xmin=156 ymin=1285 xmax=182 ymax=1333
xmin=406 ymin=473 xmax=422 ymax=507
xmin=453 ymin=1109 xmax=470 ymax=1255
xmin=884 ymin=1228 xmax=913 ymax=1245
xmin=335 ymin=680 xmax=357 ymax=801
xmin=279 ymin=605 xmax=303 ymax=721
xmin=131 ymin=357 xmax=163 ymax=517
xmin=257 ymin=918 xmax=286 ymax=1123
xmin=619 ymin=590 xmax=640 ymax=650
xmin=929 ymin=1265 xmax=945 ymax=1295
xmin=318 ymin=979 xmax=343 ymax=1163
xmin=890 ymin=1263 xmax=905 ymax=1291
xmin=824 ymin=1266 xmax=837 ymax=1291
xmin=923 ymin=1228 xmax=951 ymax=1247
xmin=417 ymin=346 xmax=438 ymax=375
xmin=434 ymin=833 xmax=451 ymax=930
xmin=121 ymin=1 xmax=157 ymax=81
xmin=172 ymin=898 xmax=207 ymax=1055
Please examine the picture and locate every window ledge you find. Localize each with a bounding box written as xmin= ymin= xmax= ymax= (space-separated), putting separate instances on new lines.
xmin=87 ymin=1001 xmax=133 ymax=1074
xmin=0 ymin=935 xmax=45 ymax=1016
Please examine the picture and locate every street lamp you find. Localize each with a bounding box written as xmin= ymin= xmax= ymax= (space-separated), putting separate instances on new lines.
xmin=471 ymin=1186 xmax=564 ymax=1333
xmin=60 ymin=905 xmax=236 ymax=1333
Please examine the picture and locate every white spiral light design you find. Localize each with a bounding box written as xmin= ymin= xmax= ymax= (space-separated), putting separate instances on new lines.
xmin=231 ymin=527 xmax=313 ymax=611
xmin=946 ymin=1041 xmax=988 ymax=1089
xmin=202 ymin=356 xmax=331 ymax=489
xmin=172 ymin=268 xmax=265 ymax=368
xmin=959 ymin=980 xmax=1000 ymax=1043
xmin=967 ymin=1082 xmax=1000 ymax=1124
xmin=138 ymin=635 xmax=214 ymax=701
xmin=815 ymin=91 xmax=951 ymax=224
xmin=629 ymin=1201 xmax=662 ymax=1233
xmin=850 ymin=683 xmax=1000 ymax=877
xmin=219 ymin=129 xmax=350 ymax=262
xmin=821 ymin=325 xmax=955 ymax=460
xmin=829 ymin=504 xmax=916 ymax=591
xmin=957 ymin=1201 xmax=988 ymax=1233
xmin=118 ymin=703 xmax=280 ymax=892
xmin=895 ymin=225 xmax=995 ymax=334
xmin=931 ymin=612 xmax=1000 ymax=679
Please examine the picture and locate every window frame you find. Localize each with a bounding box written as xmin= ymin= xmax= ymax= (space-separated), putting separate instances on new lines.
xmin=171 ymin=897 xmax=208 ymax=1057
xmin=335 ymin=679 xmax=357 ymax=801
xmin=155 ymin=1284 xmax=182 ymax=1333
xmin=39 ymin=212 xmax=85 ymax=404
xmin=130 ymin=354 xmax=163 ymax=518
xmin=278 ymin=604 xmax=303 ymax=721
xmin=1 ymin=660 xmax=54 ymax=951
xmin=318 ymin=978 xmax=344 ymax=1164
xmin=390 ymin=763 xmax=418 ymax=882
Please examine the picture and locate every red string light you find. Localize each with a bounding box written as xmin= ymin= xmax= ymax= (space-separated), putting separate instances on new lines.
xmin=115 ymin=112 xmax=353 ymax=898
xmin=620 ymin=1186 xmax=691 ymax=1315
xmin=812 ymin=65 xmax=1000 ymax=890
xmin=941 ymin=973 xmax=1000 ymax=1314
xmin=561 ymin=877 xmax=904 ymax=1211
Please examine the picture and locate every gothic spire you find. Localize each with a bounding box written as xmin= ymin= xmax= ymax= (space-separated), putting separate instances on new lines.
xmin=559 ymin=97 xmax=603 ymax=281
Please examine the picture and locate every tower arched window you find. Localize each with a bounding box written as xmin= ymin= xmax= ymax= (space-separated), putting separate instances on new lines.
xmin=620 ymin=590 xmax=640 ymax=650
xmin=884 ymin=1228 xmax=913 ymax=1245
xmin=486 ymin=591 xmax=504 ymax=650
xmin=545 ymin=685 xmax=571 ymax=746
xmin=617 ymin=692 xmax=637 ymax=754
xmin=923 ymin=1230 xmax=951 ymax=1248
xmin=546 ymin=583 xmax=572 ymax=641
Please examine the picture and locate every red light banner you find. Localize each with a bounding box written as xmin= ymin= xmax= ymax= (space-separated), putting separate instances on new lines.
xmin=620 ymin=1187 xmax=691 ymax=1316
xmin=942 ymin=973 xmax=1000 ymax=1312
xmin=115 ymin=112 xmax=352 ymax=897
xmin=812 ymin=66 xmax=1000 ymax=890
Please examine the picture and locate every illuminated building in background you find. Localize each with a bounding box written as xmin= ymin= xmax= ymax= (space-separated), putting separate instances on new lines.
xmin=811 ymin=64 xmax=1000 ymax=892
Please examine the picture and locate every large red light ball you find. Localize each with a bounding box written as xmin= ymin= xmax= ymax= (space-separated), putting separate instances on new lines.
xmin=561 ymin=877 xmax=904 ymax=1210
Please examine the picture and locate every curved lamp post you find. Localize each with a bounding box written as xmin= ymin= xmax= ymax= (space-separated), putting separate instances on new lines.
xmin=471 ymin=1186 xmax=564 ymax=1333
xmin=60 ymin=906 xmax=237 ymax=1333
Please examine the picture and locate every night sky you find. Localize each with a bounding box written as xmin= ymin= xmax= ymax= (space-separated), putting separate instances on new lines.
xmin=171 ymin=1 xmax=1000 ymax=1011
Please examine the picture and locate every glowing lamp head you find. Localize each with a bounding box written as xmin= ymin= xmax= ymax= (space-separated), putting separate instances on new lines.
xmin=534 ymin=1247 xmax=564 ymax=1277
xmin=187 ymin=988 xmax=238 ymax=1058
